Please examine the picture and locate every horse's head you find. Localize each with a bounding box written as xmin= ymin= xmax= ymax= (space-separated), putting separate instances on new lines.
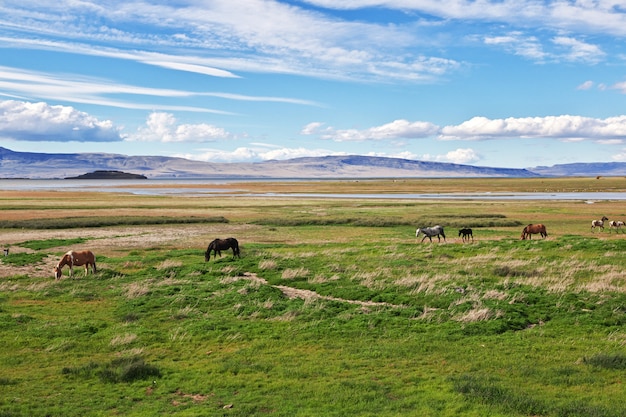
xmin=204 ymin=250 xmax=210 ymax=262
xmin=520 ymin=227 xmax=528 ymax=240
xmin=53 ymin=266 xmax=62 ymax=279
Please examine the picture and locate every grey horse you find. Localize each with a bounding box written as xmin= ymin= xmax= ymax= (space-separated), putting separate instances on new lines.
xmin=416 ymin=225 xmax=446 ymax=243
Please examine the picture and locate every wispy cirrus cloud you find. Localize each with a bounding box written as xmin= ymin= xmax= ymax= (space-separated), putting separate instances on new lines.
xmin=300 ymin=0 xmax=626 ymax=37
xmin=0 ymin=66 xmax=316 ymax=112
xmin=0 ymin=0 xmax=462 ymax=83
xmin=483 ymin=32 xmax=604 ymax=64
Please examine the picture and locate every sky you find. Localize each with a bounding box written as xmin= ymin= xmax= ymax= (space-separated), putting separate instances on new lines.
xmin=2 ymin=1 xmax=626 ymax=169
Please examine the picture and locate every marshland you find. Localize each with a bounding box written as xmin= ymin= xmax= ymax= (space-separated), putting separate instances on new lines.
xmin=1 ymin=177 xmax=625 ymax=416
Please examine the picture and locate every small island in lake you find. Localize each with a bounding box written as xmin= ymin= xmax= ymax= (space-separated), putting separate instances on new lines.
xmin=65 ymin=170 xmax=148 ymax=180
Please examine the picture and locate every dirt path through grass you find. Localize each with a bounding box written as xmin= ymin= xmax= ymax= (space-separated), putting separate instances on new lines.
xmin=242 ymin=271 xmax=402 ymax=308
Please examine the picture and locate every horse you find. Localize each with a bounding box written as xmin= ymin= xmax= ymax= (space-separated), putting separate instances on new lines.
xmin=609 ymin=220 xmax=624 ymax=233
xmin=53 ymin=250 xmax=96 ymax=279
xmin=458 ymin=228 xmax=473 ymax=242
xmin=591 ymin=216 xmax=609 ymax=232
xmin=520 ymin=224 xmax=547 ymax=240
xmin=416 ymin=225 xmax=446 ymax=243
xmin=205 ymin=237 xmax=240 ymax=261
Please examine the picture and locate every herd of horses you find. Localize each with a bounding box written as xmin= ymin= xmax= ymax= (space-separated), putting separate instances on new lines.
xmin=415 ymin=223 xmax=548 ymax=242
xmin=48 ymin=215 xmax=623 ymax=279
xmin=591 ymin=216 xmax=624 ymax=233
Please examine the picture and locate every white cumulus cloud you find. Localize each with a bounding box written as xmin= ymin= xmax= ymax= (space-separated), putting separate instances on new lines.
xmin=0 ymin=100 xmax=122 ymax=142
xmin=442 ymin=148 xmax=481 ymax=164
xmin=178 ymin=146 xmax=344 ymax=162
xmin=303 ymin=119 xmax=439 ymax=142
xmin=439 ymin=115 xmax=626 ymax=141
xmin=127 ymin=112 xmax=233 ymax=142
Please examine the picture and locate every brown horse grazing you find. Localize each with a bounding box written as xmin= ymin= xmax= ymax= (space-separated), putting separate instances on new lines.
xmin=53 ymin=250 xmax=96 ymax=279
xmin=205 ymin=238 xmax=240 ymax=261
xmin=521 ymin=224 xmax=548 ymax=240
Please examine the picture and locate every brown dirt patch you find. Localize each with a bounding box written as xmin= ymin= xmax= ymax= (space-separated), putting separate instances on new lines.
xmin=242 ymin=272 xmax=401 ymax=308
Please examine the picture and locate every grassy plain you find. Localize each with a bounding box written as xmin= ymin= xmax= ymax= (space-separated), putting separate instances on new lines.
xmin=0 ymin=177 xmax=626 ymax=416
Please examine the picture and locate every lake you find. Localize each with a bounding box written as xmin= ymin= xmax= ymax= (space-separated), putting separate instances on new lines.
xmin=1 ymin=178 xmax=625 ymax=201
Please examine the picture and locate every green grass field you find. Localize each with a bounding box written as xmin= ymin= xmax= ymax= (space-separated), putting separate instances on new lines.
xmin=1 ymin=178 xmax=625 ymax=416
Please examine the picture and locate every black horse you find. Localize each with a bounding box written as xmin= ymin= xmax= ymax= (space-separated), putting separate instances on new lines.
xmin=205 ymin=237 xmax=240 ymax=261
xmin=458 ymin=228 xmax=473 ymax=242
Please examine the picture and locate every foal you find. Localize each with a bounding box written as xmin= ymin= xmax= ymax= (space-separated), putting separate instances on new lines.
xmin=458 ymin=228 xmax=473 ymax=242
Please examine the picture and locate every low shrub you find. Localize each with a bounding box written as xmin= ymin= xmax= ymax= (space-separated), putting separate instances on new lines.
xmin=583 ymin=353 xmax=626 ymax=370
xmin=0 ymin=216 xmax=228 ymax=229
xmin=62 ymin=356 xmax=161 ymax=383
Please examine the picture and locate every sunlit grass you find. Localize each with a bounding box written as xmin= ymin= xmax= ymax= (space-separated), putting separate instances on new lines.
xmin=1 ymin=181 xmax=626 ymax=416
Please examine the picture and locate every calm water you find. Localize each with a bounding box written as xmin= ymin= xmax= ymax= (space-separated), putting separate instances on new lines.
xmin=1 ymin=178 xmax=625 ymax=201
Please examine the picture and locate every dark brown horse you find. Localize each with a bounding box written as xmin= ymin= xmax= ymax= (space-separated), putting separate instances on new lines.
xmin=458 ymin=228 xmax=473 ymax=242
xmin=205 ymin=237 xmax=240 ymax=261
xmin=520 ymin=224 xmax=547 ymax=240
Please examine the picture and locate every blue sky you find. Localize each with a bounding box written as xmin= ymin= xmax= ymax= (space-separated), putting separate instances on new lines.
xmin=2 ymin=1 xmax=626 ymax=169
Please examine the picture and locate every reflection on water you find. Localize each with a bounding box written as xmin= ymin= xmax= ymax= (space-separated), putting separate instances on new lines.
xmin=1 ymin=179 xmax=625 ymax=200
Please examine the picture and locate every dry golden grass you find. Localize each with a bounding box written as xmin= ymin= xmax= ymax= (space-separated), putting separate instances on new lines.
xmin=110 ymin=333 xmax=138 ymax=346
xmin=281 ymin=267 xmax=310 ymax=280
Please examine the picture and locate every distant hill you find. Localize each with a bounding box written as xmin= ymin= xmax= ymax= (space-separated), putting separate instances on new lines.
xmin=1 ymin=146 xmax=621 ymax=179
xmin=65 ymin=170 xmax=147 ymax=180
xmin=0 ymin=147 xmax=537 ymax=179
xmin=529 ymin=162 xmax=626 ymax=177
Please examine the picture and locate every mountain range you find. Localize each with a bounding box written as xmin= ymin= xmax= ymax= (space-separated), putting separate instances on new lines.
xmin=1 ymin=146 xmax=625 ymax=179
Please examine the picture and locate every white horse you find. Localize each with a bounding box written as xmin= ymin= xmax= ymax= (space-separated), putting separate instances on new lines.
xmin=609 ymin=220 xmax=624 ymax=233
xmin=416 ymin=225 xmax=446 ymax=243
xmin=591 ymin=216 xmax=609 ymax=232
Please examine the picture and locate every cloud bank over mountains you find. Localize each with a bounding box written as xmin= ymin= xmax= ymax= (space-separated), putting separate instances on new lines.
xmin=3 ymin=99 xmax=626 ymax=164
